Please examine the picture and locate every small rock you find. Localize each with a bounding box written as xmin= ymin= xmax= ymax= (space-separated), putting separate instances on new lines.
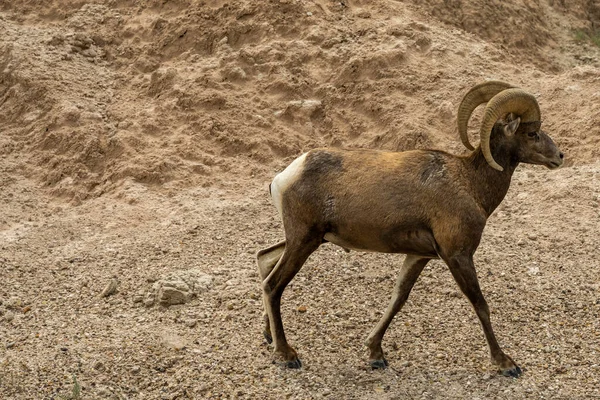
xmin=4 ymin=311 xmax=15 ymax=322
xmin=131 ymin=365 xmax=141 ymax=374
xmin=101 ymin=279 xmax=118 ymax=297
xmin=144 ymin=297 xmax=155 ymax=307
xmin=159 ymin=286 xmax=189 ymax=306
xmin=6 ymin=342 xmax=15 ymax=349
xmin=6 ymin=297 xmax=22 ymax=309
xmin=161 ymin=333 xmax=187 ymax=350
xmin=437 ymin=100 xmax=454 ymax=119
xmin=297 ymin=305 xmax=307 ymax=313
xmin=224 ymin=66 xmax=247 ymax=81
xmin=555 ymin=366 xmax=568 ymax=374
xmin=117 ymin=120 xmax=132 ymax=129
xmin=82 ymin=48 xmax=97 ymax=58
xmin=185 ymin=319 xmax=197 ymax=328
xmin=93 ymin=361 xmax=105 ymax=371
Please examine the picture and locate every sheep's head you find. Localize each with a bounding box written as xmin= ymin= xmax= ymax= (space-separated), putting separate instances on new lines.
xmin=457 ymin=81 xmax=564 ymax=171
xmin=500 ymin=115 xmax=563 ymax=169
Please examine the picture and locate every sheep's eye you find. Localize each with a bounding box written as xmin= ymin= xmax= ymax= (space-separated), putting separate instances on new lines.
xmin=527 ymin=132 xmax=539 ymax=139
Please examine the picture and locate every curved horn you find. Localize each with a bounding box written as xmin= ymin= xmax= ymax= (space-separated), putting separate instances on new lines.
xmin=457 ymin=81 xmax=515 ymax=150
xmin=479 ymin=88 xmax=541 ymax=171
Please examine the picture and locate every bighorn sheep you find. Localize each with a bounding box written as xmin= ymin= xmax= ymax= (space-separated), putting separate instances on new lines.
xmin=256 ymin=81 xmax=564 ymax=377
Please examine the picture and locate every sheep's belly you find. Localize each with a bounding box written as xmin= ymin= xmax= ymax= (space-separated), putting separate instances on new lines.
xmin=323 ymin=230 xmax=438 ymax=258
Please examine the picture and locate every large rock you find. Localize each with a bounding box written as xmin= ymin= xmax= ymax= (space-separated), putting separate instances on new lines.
xmin=144 ymin=269 xmax=213 ymax=307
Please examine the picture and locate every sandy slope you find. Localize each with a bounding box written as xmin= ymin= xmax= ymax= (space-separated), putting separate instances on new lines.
xmin=1 ymin=1 xmax=599 ymax=398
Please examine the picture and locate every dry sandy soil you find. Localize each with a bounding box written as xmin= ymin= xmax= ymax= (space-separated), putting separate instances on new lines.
xmin=1 ymin=0 xmax=600 ymax=399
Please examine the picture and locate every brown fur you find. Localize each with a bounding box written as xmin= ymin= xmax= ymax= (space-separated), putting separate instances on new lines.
xmin=258 ymin=117 xmax=563 ymax=375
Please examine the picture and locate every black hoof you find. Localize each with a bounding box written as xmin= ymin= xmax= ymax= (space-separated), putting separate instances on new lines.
xmin=370 ymin=358 xmax=388 ymax=370
xmin=501 ymin=365 xmax=523 ymax=378
xmin=285 ymin=358 xmax=302 ymax=369
xmin=263 ymin=331 xmax=273 ymax=344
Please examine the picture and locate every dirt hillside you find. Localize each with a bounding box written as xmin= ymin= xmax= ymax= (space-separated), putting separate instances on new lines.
xmin=1 ymin=1 xmax=599 ymax=399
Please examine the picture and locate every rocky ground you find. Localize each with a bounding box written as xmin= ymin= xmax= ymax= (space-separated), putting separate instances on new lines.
xmin=1 ymin=1 xmax=599 ymax=399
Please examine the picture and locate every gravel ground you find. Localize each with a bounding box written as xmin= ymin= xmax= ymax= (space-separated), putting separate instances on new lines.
xmin=2 ymin=162 xmax=599 ymax=399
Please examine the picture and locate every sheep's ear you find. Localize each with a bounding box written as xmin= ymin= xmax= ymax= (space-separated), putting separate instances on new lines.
xmin=503 ymin=116 xmax=520 ymax=136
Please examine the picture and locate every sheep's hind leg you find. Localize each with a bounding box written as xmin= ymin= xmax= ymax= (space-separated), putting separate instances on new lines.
xmin=256 ymin=241 xmax=286 ymax=343
xmin=262 ymin=236 xmax=320 ymax=368
xmin=365 ymin=254 xmax=430 ymax=369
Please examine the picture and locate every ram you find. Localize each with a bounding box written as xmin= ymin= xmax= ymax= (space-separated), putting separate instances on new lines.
xmin=256 ymin=81 xmax=563 ymax=377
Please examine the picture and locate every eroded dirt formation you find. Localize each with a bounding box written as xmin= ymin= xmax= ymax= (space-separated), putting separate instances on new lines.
xmin=1 ymin=1 xmax=599 ymax=398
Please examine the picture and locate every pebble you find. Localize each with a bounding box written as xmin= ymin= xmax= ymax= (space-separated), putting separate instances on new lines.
xmin=82 ymin=48 xmax=97 ymax=58
xmin=297 ymin=305 xmax=307 ymax=313
xmin=161 ymin=333 xmax=187 ymax=351
xmin=117 ymin=120 xmax=132 ymax=129
xmin=7 ymin=296 xmax=22 ymax=309
xmin=131 ymin=365 xmax=141 ymax=374
xmin=101 ymin=279 xmax=118 ymax=297
xmin=185 ymin=319 xmax=197 ymax=328
xmin=4 ymin=311 xmax=15 ymax=322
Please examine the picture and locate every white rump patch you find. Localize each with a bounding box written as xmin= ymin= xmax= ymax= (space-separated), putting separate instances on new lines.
xmin=270 ymin=153 xmax=307 ymax=218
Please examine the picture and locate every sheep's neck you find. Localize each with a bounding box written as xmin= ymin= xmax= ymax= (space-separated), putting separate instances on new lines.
xmin=466 ymin=139 xmax=519 ymax=217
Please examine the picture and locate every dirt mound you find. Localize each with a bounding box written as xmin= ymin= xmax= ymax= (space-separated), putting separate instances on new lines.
xmin=2 ymin=0 xmax=599 ymax=201
xmin=411 ymin=0 xmax=600 ymax=70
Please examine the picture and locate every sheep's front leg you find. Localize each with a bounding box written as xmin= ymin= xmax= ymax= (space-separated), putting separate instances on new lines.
xmin=365 ymin=255 xmax=430 ymax=369
xmin=445 ymin=254 xmax=522 ymax=377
